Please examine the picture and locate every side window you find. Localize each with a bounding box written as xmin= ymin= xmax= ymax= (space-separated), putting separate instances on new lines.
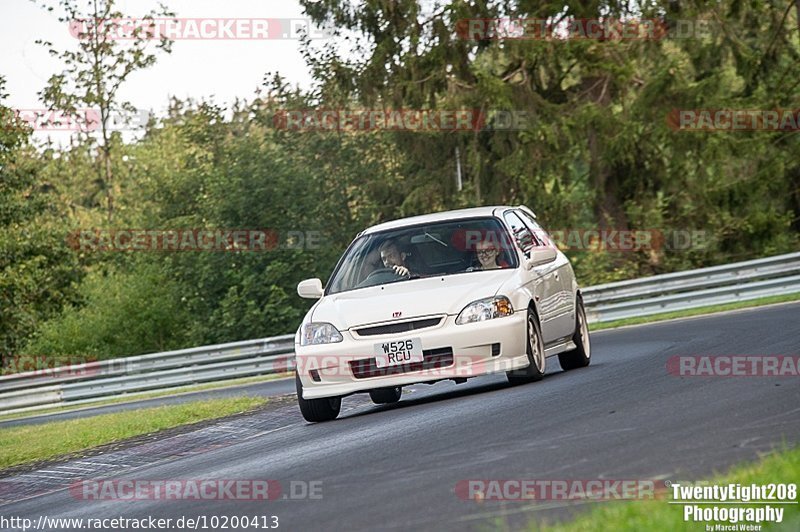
xmin=503 ymin=211 xmax=535 ymax=256
xmin=517 ymin=210 xmax=549 ymax=247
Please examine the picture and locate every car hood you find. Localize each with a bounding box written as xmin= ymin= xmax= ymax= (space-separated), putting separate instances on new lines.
xmin=312 ymin=270 xmax=517 ymax=329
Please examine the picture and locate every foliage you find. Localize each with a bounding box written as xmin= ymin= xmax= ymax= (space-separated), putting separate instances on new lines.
xmin=22 ymin=261 xmax=192 ymax=359
xmin=34 ymin=0 xmax=174 ymax=222
xmin=2 ymin=2 xmax=798 ymax=361
xmin=0 ymin=77 xmax=82 ymax=364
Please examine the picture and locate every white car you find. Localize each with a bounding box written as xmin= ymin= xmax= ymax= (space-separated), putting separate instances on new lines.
xmin=294 ymin=205 xmax=590 ymax=422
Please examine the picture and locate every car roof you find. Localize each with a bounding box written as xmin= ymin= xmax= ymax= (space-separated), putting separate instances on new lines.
xmin=360 ymin=205 xmax=532 ymax=236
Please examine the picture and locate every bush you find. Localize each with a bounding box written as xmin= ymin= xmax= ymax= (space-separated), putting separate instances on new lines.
xmin=21 ymin=262 xmax=193 ymax=361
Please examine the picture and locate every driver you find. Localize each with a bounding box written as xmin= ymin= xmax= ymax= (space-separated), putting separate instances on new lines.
xmin=379 ymin=240 xmax=412 ymax=277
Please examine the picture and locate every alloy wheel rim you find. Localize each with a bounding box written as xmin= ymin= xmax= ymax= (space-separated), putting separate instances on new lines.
xmin=579 ymin=308 xmax=590 ymax=359
xmin=529 ymin=317 xmax=545 ymax=372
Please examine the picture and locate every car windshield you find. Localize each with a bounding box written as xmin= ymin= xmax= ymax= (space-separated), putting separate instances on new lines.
xmin=326 ymin=217 xmax=518 ymax=295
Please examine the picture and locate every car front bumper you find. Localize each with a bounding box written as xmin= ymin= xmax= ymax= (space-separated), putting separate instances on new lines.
xmin=295 ymin=313 xmax=529 ymax=399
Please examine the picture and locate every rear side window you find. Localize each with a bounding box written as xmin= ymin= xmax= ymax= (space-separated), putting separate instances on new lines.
xmin=516 ymin=210 xmax=550 ymax=247
xmin=503 ymin=211 xmax=536 ymax=256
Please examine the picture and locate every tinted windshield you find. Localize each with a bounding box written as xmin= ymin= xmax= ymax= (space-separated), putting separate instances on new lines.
xmin=326 ymin=217 xmax=517 ymax=295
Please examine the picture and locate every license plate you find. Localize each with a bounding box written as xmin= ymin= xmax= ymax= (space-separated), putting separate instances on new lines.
xmin=374 ymin=337 xmax=424 ymax=368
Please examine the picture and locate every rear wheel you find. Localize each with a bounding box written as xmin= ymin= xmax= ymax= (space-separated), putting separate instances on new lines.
xmin=369 ymin=386 xmax=402 ymax=404
xmin=507 ymin=308 xmax=546 ymax=385
xmin=295 ymin=372 xmax=341 ymax=422
xmin=558 ymin=296 xmax=591 ymax=370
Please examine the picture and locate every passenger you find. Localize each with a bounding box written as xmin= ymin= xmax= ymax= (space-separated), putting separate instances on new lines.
xmin=472 ymin=239 xmax=509 ymax=270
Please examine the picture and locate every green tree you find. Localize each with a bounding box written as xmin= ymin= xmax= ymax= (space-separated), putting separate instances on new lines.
xmin=300 ymin=0 xmax=799 ymax=281
xmin=34 ymin=0 xmax=174 ymax=222
xmin=0 ymin=77 xmax=82 ymax=363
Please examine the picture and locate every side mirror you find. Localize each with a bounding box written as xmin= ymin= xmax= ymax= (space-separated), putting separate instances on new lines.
xmin=525 ymin=247 xmax=557 ymax=269
xmin=297 ymin=278 xmax=324 ymax=299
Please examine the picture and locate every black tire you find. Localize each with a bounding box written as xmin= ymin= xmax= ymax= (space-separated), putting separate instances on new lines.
xmin=295 ymin=372 xmax=341 ymax=422
xmin=507 ymin=307 xmax=546 ymax=385
xmin=558 ymin=296 xmax=591 ymax=371
xmin=369 ymin=386 xmax=402 ymax=404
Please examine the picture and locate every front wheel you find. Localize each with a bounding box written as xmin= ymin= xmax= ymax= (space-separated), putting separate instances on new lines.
xmin=558 ymin=296 xmax=591 ymax=371
xmin=296 ymin=372 xmax=341 ymax=422
xmin=507 ymin=308 xmax=546 ymax=385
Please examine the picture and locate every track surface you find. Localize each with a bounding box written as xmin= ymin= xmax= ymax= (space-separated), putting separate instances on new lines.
xmin=1 ymin=303 xmax=799 ymax=531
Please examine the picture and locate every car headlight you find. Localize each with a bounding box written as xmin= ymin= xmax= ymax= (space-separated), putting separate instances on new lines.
xmin=456 ymin=296 xmax=514 ymax=325
xmin=300 ymin=322 xmax=344 ymax=345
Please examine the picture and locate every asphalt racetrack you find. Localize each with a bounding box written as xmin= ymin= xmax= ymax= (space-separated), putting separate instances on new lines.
xmin=1 ymin=303 xmax=798 ymax=531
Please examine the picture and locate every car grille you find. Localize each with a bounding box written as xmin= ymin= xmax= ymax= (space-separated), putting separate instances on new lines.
xmin=349 ymin=347 xmax=454 ymax=379
xmin=353 ymin=317 xmax=443 ymax=337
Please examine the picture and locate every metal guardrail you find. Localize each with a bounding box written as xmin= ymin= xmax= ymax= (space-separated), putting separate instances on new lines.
xmin=0 ymin=336 xmax=295 ymax=393
xmin=2 ymin=252 xmax=799 ymax=415
xmin=0 ymin=336 xmax=296 ymax=413
xmin=582 ymin=252 xmax=800 ymax=323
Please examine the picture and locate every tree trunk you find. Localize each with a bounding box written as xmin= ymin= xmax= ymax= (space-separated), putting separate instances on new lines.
xmin=796 ymin=0 xmax=800 ymax=44
xmin=101 ymin=108 xmax=113 ymax=223
xmin=583 ymin=75 xmax=627 ymax=232
xmin=103 ymin=144 xmax=113 ymax=223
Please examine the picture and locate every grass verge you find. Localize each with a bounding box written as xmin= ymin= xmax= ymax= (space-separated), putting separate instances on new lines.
xmin=0 ymin=396 xmax=266 ymax=468
xmin=527 ymin=446 xmax=799 ymax=531
xmin=589 ymin=292 xmax=800 ymax=331
xmin=0 ymin=372 xmax=291 ymax=423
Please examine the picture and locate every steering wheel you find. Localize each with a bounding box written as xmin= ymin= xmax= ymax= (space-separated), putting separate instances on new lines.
xmin=365 ymin=267 xmax=408 ymax=280
xmin=359 ymin=267 xmax=407 ymax=288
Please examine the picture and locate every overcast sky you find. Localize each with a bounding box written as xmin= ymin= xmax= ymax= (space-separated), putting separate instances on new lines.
xmin=1 ymin=0 xmax=321 ymax=142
